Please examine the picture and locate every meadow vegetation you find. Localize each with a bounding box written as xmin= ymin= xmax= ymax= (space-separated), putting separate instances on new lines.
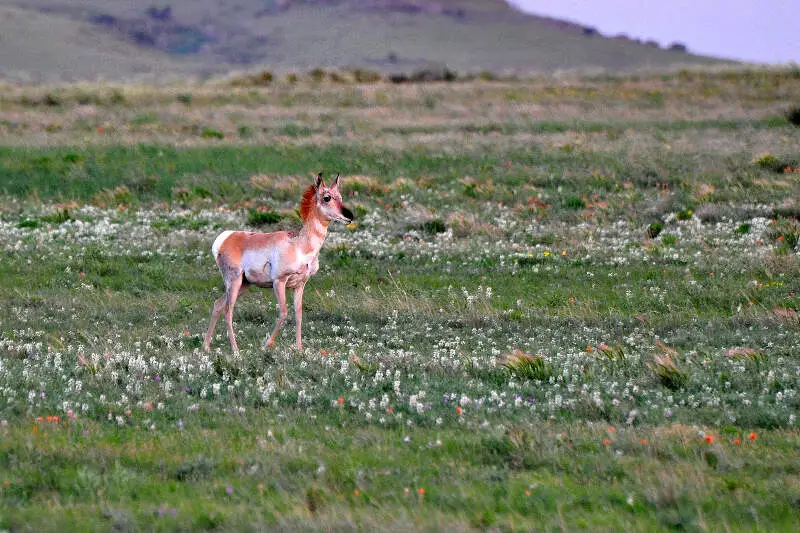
xmin=0 ymin=68 xmax=799 ymax=531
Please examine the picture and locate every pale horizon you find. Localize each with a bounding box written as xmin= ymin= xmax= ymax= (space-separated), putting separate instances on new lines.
xmin=508 ymin=0 xmax=799 ymax=64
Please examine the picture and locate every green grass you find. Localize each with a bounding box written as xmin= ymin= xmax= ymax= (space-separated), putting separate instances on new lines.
xmin=0 ymin=72 xmax=799 ymax=530
xmin=2 ymin=417 xmax=798 ymax=531
xmin=0 ymin=143 xmax=795 ymax=216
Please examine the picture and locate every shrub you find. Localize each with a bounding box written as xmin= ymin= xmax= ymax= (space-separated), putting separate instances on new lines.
xmin=517 ymin=256 xmax=543 ymax=267
xmin=17 ymin=219 xmax=40 ymax=229
xmin=231 ymin=71 xmax=273 ymax=87
xmin=252 ymin=71 xmax=273 ymax=85
xmin=201 ymin=128 xmax=225 ymax=139
xmin=786 ymin=105 xmax=800 ymax=127
xmin=564 ymin=196 xmax=586 ymax=210
xmin=43 ymin=92 xmax=62 ymax=107
xmin=420 ymin=219 xmax=446 ymax=234
xmin=109 ymin=89 xmax=127 ymax=105
xmin=646 ymin=222 xmax=664 ymax=239
xmin=389 ymin=64 xmax=458 ymax=84
xmin=328 ymin=71 xmax=346 ymax=84
xmin=411 ymin=65 xmax=457 ymax=82
xmin=676 ymin=209 xmax=693 ymax=221
xmin=351 ymin=69 xmax=381 ymax=83
xmin=309 ymin=68 xmax=326 ymax=83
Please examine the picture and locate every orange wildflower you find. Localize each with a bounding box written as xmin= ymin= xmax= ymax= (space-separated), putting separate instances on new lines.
xmin=733 ymin=439 xmax=741 ymax=445
xmin=749 ymin=432 xmax=757 ymax=441
xmin=456 ymin=407 xmax=463 ymax=415
xmin=705 ymin=435 xmax=714 ymax=444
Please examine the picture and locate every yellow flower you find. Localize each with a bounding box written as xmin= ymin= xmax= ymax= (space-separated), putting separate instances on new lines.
xmin=543 ymin=251 xmax=550 ymax=257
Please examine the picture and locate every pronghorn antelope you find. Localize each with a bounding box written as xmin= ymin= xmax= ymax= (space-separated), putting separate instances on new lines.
xmin=203 ymin=173 xmax=353 ymax=352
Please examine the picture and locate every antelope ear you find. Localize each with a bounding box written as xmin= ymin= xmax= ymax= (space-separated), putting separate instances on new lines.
xmin=315 ymin=172 xmax=325 ymax=189
xmin=332 ymin=174 xmax=340 ymax=189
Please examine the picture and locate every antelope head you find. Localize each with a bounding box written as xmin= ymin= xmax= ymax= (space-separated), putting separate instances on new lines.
xmin=314 ymin=173 xmax=353 ymax=224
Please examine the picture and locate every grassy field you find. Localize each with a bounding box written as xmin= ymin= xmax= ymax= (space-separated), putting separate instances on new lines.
xmin=0 ymin=69 xmax=799 ymax=531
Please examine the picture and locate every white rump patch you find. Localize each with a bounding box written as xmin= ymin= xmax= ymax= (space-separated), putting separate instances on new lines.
xmin=212 ymin=230 xmax=234 ymax=261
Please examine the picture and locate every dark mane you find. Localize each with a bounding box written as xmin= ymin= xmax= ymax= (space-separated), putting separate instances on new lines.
xmin=299 ymin=185 xmax=316 ymax=221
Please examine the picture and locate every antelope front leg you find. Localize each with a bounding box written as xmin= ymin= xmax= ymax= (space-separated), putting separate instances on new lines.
xmin=224 ymin=275 xmax=245 ymax=354
xmin=265 ymin=279 xmax=288 ymax=348
xmin=293 ymin=283 xmax=306 ymax=350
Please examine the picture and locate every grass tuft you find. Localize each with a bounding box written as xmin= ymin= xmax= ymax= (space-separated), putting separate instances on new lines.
xmin=39 ymin=208 xmax=73 ymax=224
xmin=501 ymin=349 xmax=553 ymax=381
xmin=247 ymin=208 xmax=283 ymax=226
xmin=420 ymin=219 xmax=447 ymax=235
xmin=648 ymin=342 xmax=690 ymax=391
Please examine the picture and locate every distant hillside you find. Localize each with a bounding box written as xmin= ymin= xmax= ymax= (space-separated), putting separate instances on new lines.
xmin=0 ymin=0 xmax=728 ymax=81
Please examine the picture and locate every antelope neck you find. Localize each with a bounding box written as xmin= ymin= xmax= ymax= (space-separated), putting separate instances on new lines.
xmin=298 ymin=212 xmax=329 ymax=253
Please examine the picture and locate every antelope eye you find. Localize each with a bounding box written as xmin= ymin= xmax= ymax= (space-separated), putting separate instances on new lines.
xmin=323 ymin=195 xmax=331 ymax=203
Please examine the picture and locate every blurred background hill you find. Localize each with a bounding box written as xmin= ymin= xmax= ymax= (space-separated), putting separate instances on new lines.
xmin=0 ymin=0 xmax=727 ymax=82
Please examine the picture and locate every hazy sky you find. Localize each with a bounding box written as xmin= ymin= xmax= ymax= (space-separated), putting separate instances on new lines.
xmin=508 ymin=0 xmax=799 ymax=64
